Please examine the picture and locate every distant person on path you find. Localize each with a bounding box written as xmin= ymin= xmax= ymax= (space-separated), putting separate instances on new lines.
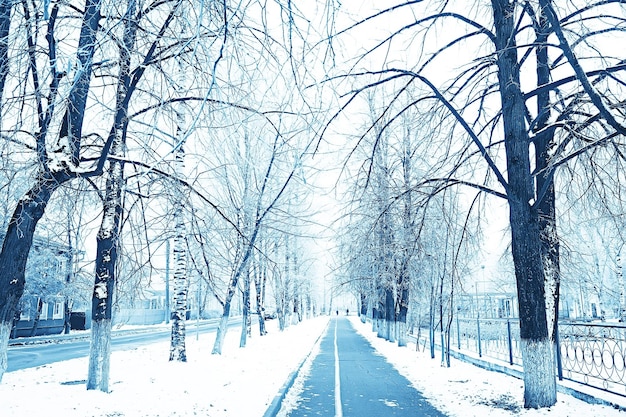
xmin=346 ymin=309 xmax=349 ymax=316
xmin=336 ymin=310 xmax=338 ymax=316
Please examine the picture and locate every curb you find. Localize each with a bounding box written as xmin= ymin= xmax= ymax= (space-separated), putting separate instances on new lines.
xmin=262 ymin=318 xmax=331 ymax=417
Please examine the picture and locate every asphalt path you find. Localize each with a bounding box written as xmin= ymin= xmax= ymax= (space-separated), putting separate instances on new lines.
xmin=7 ymin=317 xmax=245 ymax=372
xmin=287 ymin=317 xmax=446 ymax=417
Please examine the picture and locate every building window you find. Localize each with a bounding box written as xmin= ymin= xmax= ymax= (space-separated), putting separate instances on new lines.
xmin=53 ymin=302 xmax=64 ymax=319
xmin=41 ymin=302 xmax=49 ymax=320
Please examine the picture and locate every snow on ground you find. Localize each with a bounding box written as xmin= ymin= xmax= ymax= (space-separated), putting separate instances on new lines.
xmin=1 ymin=315 xmax=624 ymax=416
xmin=0 ymin=316 xmax=329 ymax=417
xmin=349 ymin=317 xmax=624 ymax=417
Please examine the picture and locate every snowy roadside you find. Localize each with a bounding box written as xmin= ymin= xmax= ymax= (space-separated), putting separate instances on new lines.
xmin=0 ymin=316 xmax=330 ymax=417
xmin=349 ymin=317 xmax=624 ymax=417
xmin=3 ymin=314 xmax=623 ymax=417
xmin=7 ymin=318 xmax=224 ymax=346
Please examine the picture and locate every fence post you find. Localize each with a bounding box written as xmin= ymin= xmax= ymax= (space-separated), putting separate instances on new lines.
xmin=457 ymin=315 xmax=461 ymax=350
xmin=555 ymin=323 xmax=563 ymax=381
xmin=477 ymin=316 xmax=482 ymax=357
xmin=507 ymin=319 xmax=513 ymax=365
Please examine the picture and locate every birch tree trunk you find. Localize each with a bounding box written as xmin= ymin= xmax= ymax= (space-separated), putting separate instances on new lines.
xmin=169 ymin=170 xmax=189 ymax=361
xmin=492 ymin=0 xmax=556 ymax=407
xmin=254 ymin=258 xmax=267 ymax=336
xmin=169 ymin=98 xmax=189 ymax=361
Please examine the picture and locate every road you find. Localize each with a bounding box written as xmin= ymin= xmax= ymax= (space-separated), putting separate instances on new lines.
xmin=7 ymin=317 xmax=245 ymax=372
xmin=287 ymin=317 xmax=446 ymax=417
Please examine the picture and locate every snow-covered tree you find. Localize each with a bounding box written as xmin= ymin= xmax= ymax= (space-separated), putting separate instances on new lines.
xmin=323 ymin=0 xmax=626 ymax=408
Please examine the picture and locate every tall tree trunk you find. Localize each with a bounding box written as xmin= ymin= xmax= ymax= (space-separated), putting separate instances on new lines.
xmin=534 ymin=5 xmax=560 ymax=343
xmin=213 ymin=285 xmax=235 ymax=354
xmin=397 ymin=284 xmax=409 ymax=346
xmin=240 ymin=268 xmax=251 ymax=347
xmin=359 ymin=292 xmax=367 ymax=323
xmin=212 ymin=227 xmax=260 ymax=354
xmin=169 ymin=105 xmax=189 ymax=361
xmin=397 ymin=137 xmax=412 ymax=347
xmin=64 ymin=212 xmax=74 ymax=334
xmin=492 ymin=0 xmax=556 ymax=408
xmin=87 ymin=0 xmax=137 ymax=390
xmin=87 ymin=141 xmax=124 ymax=392
xmin=254 ymin=259 xmax=267 ymax=336
xmin=385 ymin=287 xmax=395 ymax=342
xmin=169 ymin=196 xmax=188 ymax=361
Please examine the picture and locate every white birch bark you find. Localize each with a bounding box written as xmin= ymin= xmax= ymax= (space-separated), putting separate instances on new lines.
xmin=168 ymin=8 xmax=190 ymax=360
xmin=169 ymin=109 xmax=189 ymax=361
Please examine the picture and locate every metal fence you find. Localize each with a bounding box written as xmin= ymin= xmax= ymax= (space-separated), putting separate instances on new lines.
xmin=558 ymin=321 xmax=626 ymax=396
xmin=446 ymin=317 xmax=626 ymax=397
xmin=455 ymin=317 xmax=522 ymax=366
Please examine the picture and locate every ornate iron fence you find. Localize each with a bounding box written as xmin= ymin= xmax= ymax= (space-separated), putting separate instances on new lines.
xmin=558 ymin=321 xmax=626 ymax=395
xmin=448 ymin=318 xmax=626 ymax=397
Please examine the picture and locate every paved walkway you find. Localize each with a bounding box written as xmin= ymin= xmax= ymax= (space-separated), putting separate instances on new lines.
xmin=287 ymin=317 xmax=446 ymax=417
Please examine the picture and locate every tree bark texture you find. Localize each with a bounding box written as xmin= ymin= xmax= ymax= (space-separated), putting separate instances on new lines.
xmin=254 ymin=268 xmax=267 ymax=336
xmin=0 ymin=179 xmax=57 ymax=381
xmin=88 ymin=154 xmax=123 ymax=391
xmin=59 ymin=0 xmax=102 ymax=164
xmin=212 ymin=285 xmax=234 ymax=354
xmin=212 ymin=215 xmax=262 ymax=352
xmin=239 ymin=269 xmax=251 ymax=348
xmin=534 ymin=4 xmax=560 ymax=342
xmin=492 ymin=0 xmax=557 ymax=408
xmin=169 ymin=223 xmax=188 ymax=361
xmin=360 ymin=292 xmax=367 ymax=323
xmin=86 ymin=319 xmax=112 ymax=392
xmin=169 ymin=109 xmax=189 ymax=362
